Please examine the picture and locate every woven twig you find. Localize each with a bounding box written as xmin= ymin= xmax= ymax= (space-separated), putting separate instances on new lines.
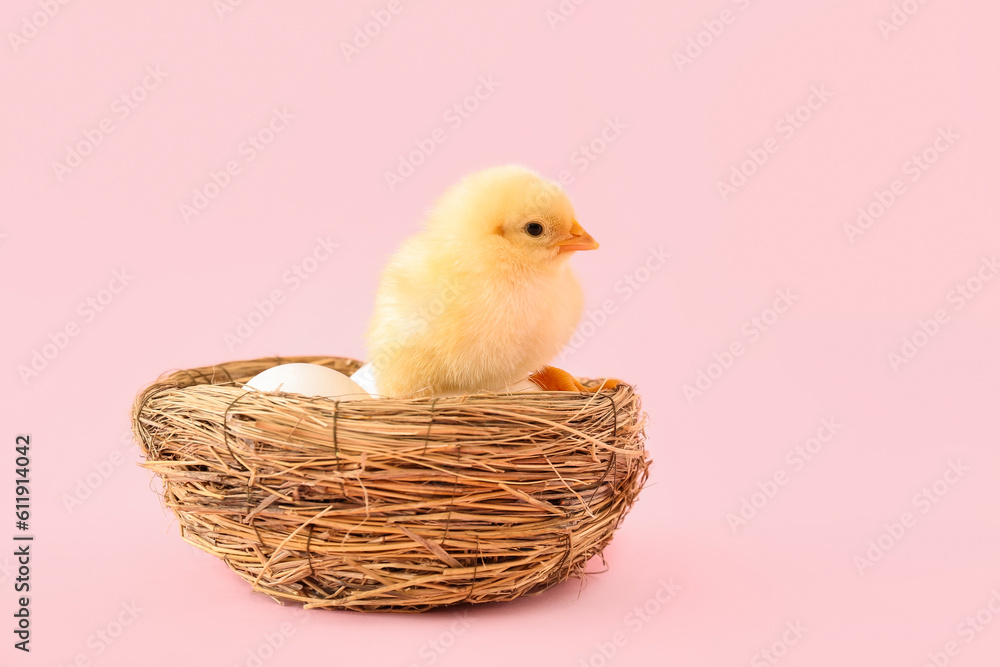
xmin=132 ymin=355 xmax=650 ymax=612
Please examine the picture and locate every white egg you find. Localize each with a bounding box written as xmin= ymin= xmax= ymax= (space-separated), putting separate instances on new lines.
xmin=244 ymin=363 xmax=371 ymax=401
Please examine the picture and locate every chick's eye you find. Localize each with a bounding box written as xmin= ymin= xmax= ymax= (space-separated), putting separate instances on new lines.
xmin=524 ymin=222 xmax=544 ymax=237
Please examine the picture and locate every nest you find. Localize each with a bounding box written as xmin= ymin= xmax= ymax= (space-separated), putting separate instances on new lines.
xmin=132 ymin=355 xmax=650 ymax=612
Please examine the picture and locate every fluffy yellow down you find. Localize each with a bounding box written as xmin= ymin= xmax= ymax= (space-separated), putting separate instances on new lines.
xmin=366 ymin=165 xmax=598 ymax=397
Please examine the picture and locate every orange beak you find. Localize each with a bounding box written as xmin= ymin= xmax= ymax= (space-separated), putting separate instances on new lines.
xmin=556 ymin=220 xmax=599 ymax=254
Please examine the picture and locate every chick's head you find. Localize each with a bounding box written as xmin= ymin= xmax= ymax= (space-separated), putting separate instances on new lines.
xmin=425 ymin=165 xmax=598 ymax=269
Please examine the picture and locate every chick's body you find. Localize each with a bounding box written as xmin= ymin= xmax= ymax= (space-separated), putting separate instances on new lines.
xmin=366 ymin=166 xmax=597 ymax=397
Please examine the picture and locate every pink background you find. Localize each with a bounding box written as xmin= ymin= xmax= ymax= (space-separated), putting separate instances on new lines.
xmin=4 ymin=1 xmax=999 ymax=665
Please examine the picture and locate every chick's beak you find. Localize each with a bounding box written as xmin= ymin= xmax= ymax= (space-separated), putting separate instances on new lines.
xmin=556 ymin=220 xmax=599 ymax=254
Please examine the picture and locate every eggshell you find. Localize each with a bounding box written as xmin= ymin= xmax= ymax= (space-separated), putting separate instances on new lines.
xmin=349 ymin=363 xmax=379 ymax=395
xmin=244 ymin=363 xmax=371 ymax=401
xmin=501 ymin=378 xmax=542 ymax=393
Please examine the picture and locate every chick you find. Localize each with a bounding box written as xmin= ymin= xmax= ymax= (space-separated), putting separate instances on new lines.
xmin=364 ymin=165 xmax=614 ymax=398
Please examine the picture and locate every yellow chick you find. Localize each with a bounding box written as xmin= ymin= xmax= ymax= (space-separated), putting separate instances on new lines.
xmin=365 ymin=165 xmax=614 ymax=398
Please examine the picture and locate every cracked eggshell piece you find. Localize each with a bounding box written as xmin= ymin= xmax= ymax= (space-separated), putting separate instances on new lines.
xmin=349 ymin=362 xmax=379 ymax=395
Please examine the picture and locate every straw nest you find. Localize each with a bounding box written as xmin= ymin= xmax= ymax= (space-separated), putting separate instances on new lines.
xmin=132 ymin=355 xmax=650 ymax=612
